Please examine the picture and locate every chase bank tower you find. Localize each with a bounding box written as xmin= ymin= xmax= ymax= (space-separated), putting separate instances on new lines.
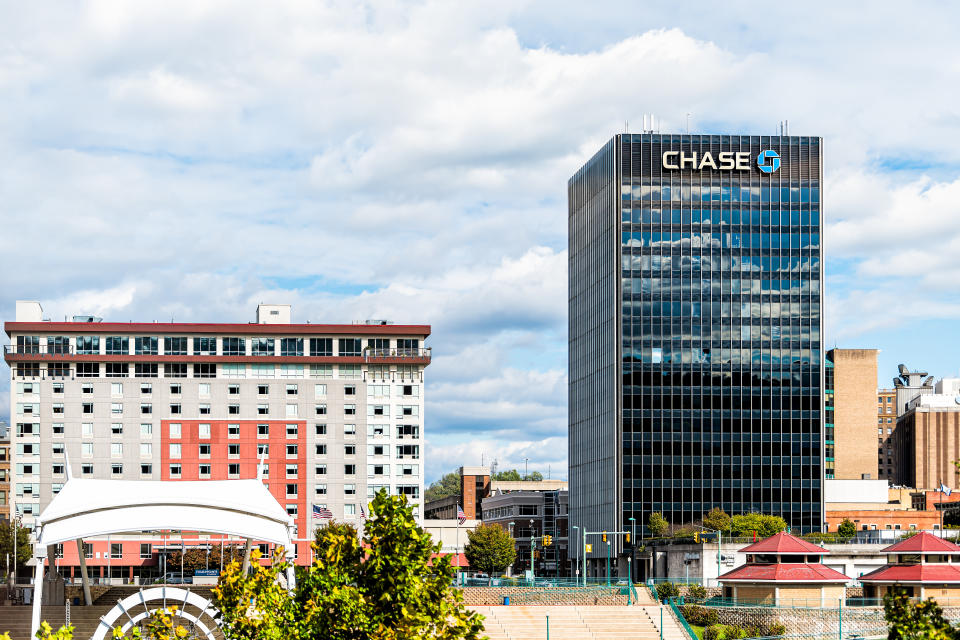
xmin=568 ymin=134 xmax=823 ymax=570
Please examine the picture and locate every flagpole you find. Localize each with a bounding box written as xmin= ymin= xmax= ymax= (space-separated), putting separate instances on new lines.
xmin=941 ymin=481 xmax=945 ymax=532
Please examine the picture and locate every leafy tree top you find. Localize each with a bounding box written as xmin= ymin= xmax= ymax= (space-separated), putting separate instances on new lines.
xmin=425 ymin=471 xmax=461 ymax=503
xmin=464 ymin=524 xmax=517 ymax=576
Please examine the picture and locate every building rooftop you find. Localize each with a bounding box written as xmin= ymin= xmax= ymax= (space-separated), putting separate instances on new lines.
xmin=859 ymin=564 xmax=960 ymax=584
xmin=740 ymin=532 xmax=829 ymax=555
xmin=719 ymin=563 xmax=849 ymax=583
xmin=881 ymin=532 xmax=960 ymax=554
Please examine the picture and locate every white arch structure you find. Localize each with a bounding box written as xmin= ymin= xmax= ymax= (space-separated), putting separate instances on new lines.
xmin=30 ymin=467 xmax=296 ymax=639
xmin=91 ymin=586 xmax=220 ymax=640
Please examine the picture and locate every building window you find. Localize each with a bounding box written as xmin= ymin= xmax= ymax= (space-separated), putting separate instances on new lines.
xmin=344 ymin=484 xmax=356 ymax=496
xmin=76 ymin=336 xmax=99 ymax=354
xmin=199 ymin=444 xmax=211 ymax=458
xmin=170 ymin=444 xmax=181 ymax=459
xmin=315 ymin=465 xmax=327 ymax=476
xmin=222 ymin=337 xmax=245 ymax=356
xmin=112 ymin=463 xmax=123 ymax=476
xmin=315 ymin=423 xmax=327 ymax=436
xmin=316 ymin=444 xmax=327 ymax=455
xmin=82 ymin=464 xmax=94 ymax=475
xmin=228 ymin=463 xmax=240 ymax=477
xmin=193 ymin=337 xmax=217 ymax=355
xmin=310 ymin=365 xmax=333 ymax=378
xmin=251 ymin=338 xmax=275 ymax=356
xmin=316 ymin=404 xmax=327 ymax=416
xmin=258 ymin=424 xmax=270 ymax=438
xmin=338 ymin=339 xmax=362 ymax=357
xmin=199 ymin=404 xmax=211 ymax=415
xmin=286 ymin=484 xmax=298 ymax=498
xmin=105 ymin=336 xmax=129 ymax=355
xmin=135 ymin=363 xmax=159 ymax=378
xmin=286 ymin=423 xmax=298 ymax=438
xmin=345 ymin=464 xmax=356 ymax=475
xmin=140 ymin=443 xmax=152 ymax=457
xmin=166 ymin=364 xmax=188 ymax=378
xmin=169 ymin=423 xmax=181 ymax=438
xmin=309 ymin=338 xmax=333 ymax=357
xmin=228 ymin=423 xmax=240 ymax=438
xmin=194 ymin=364 xmax=217 ymax=378
xmin=106 ymin=363 xmax=129 ymax=378
xmin=199 ymin=464 xmax=211 ymax=478
xmin=135 ymin=337 xmax=158 ymax=355
xmin=229 ymin=404 xmax=240 ymax=415
xmin=345 ymin=445 xmax=356 ymax=456
xmin=280 ymin=338 xmax=303 ymax=357
xmin=229 ymin=444 xmax=240 ymax=458
xmin=344 ymin=424 xmax=356 ymax=436
xmin=286 ymin=444 xmax=298 ymax=458
xmin=258 ymin=404 xmax=269 ymax=415
xmin=170 ymin=464 xmax=182 ymax=478
xmin=315 ymin=484 xmax=327 ymax=495
xmin=170 ymin=403 xmax=182 ymax=414
xmin=141 ymin=464 xmax=152 ymax=475
xmin=344 ymin=404 xmax=356 ymax=416
xmin=169 ymin=383 xmax=182 ymax=395
xmin=140 ymin=544 xmax=152 ymax=559
xmin=164 ymin=337 xmax=188 ymax=355
xmin=77 ymin=363 xmax=100 ymax=378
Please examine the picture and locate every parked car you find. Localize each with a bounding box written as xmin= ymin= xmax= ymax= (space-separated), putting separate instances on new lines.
xmin=161 ymin=572 xmax=192 ymax=584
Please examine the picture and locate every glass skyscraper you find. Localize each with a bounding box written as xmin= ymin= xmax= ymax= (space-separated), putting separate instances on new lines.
xmin=568 ymin=134 xmax=823 ymax=570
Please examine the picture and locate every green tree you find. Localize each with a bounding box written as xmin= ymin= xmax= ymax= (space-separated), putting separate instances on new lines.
xmin=425 ymin=470 xmax=461 ymax=503
xmin=648 ymin=512 xmax=669 ymax=537
xmin=702 ymin=508 xmax=731 ymax=533
xmin=728 ymin=514 xmax=788 ymax=538
xmin=6 ymin=607 xmax=192 ymax=639
xmin=166 ymin=544 xmax=246 ymax=572
xmin=214 ymin=491 xmax=485 ymax=640
xmin=464 ymin=524 xmax=516 ymax=579
xmin=883 ymin=588 xmax=960 ymax=640
xmin=493 ymin=469 xmax=543 ymax=481
xmin=837 ymin=519 xmax=857 ymax=539
xmin=0 ymin=522 xmax=32 ymax=578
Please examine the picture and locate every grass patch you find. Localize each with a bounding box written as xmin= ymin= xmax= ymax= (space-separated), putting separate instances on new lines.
xmin=690 ymin=623 xmax=705 ymax=639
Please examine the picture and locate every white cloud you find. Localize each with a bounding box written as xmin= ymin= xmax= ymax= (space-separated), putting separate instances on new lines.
xmin=4 ymin=2 xmax=960 ymax=478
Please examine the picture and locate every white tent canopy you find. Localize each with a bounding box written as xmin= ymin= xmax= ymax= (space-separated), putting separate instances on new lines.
xmin=30 ymin=475 xmax=296 ymax=639
xmin=36 ymin=478 xmax=294 ymax=547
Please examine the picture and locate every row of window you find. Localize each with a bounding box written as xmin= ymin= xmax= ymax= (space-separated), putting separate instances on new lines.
xmin=14 ymin=335 xmax=420 ymax=356
xmin=622 ymin=253 xmax=820 ymax=274
xmin=14 ymin=421 xmax=421 ymax=440
xmin=16 ymin=401 xmax=421 ymax=419
xmin=17 ymin=459 xmax=420 ymax=481
xmin=13 ymin=363 xmax=422 ymax=381
xmin=17 ymin=381 xmax=419 ymax=397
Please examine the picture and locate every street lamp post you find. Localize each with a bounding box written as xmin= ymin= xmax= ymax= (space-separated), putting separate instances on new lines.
xmin=508 ymin=522 xmax=515 ymax=577
xmin=572 ymin=526 xmax=580 ymax=581
xmin=628 ymin=517 xmax=635 ymax=582
xmin=529 ymin=519 xmax=535 ymax=580
xmin=605 ymin=541 xmax=611 ymax=586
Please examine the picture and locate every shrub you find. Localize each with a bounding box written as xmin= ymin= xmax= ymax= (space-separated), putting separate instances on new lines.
xmin=688 ymin=584 xmax=708 ymax=600
xmin=767 ymin=622 xmax=787 ymax=636
xmin=680 ymin=605 xmax=717 ymax=626
xmin=703 ymin=624 xmax=733 ymax=640
xmin=656 ymin=582 xmax=681 ymax=600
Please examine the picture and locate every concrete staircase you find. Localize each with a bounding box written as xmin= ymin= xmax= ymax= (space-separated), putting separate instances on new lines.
xmin=469 ymin=604 xmax=690 ymax=640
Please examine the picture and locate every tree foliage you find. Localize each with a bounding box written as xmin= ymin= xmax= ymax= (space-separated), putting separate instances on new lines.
xmin=214 ymin=490 xmax=485 ymax=640
xmin=165 ymin=543 xmax=246 ymax=572
xmin=463 ymin=524 xmax=516 ymax=576
xmin=425 ymin=471 xmax=461 ymax=503
xmin=837 ymin=518 xmax=857 ymax=539
xmin=492 ymin=469 xmax=543 ymax=481
xmin=0 ymin=522 xmax=32 ymax=574
xmin=884 ymin=588 xmax=960 ymax=640
xmin=648 ymin=512 xmax=669 ymax=537
xmin=702 ymin=508 xmax=731 ymax=533
xmin=728 ymin=514 xmax=788 ymax=538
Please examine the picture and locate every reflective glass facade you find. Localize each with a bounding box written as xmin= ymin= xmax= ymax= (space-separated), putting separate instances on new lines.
xmin=569 ymin=134 xmax=823 ymax=552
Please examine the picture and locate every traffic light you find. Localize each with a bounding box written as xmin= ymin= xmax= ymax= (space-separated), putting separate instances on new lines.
xmin=694 ymin=532 xmax=700 ymax=543
xmin=543 ymin=535 xmax=552 ymax=546
xmin=534 ymin=550 xmax=540 ymax=559
xmin=602 ymin=532 xmax=607 ymax=542
xmin=585 ymin=544 xmax=593 ymax=553
xmin=625 ymin=532 xmax=631 ymax=543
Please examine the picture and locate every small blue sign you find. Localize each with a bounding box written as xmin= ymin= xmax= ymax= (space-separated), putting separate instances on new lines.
xmin=757 ymin=150 xmax=780 ymax=173
xmin=194 ymin=570 xmax=219 ymax=576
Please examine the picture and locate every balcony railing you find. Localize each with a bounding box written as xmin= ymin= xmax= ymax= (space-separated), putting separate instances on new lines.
xmin=363 ymin=347 xmax=431 ymax=361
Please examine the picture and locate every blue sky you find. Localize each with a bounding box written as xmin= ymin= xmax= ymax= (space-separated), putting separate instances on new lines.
xmin=2 ymin=1 xmax=960 ymax=482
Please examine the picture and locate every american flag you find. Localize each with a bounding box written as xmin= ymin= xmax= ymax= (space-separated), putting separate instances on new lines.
xmin=456 ymin=504 xmax=466 ymax=525
xmin=313 ymin=504 xmax=333 ymax=519
xmin=359 ymin=505 xmax=366 ymax=520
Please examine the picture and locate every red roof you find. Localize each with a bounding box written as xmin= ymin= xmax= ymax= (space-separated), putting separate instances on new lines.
xmin=4 ymin=321 xmax=431 ymax=337
xmin=429 ymin=552 xmax=469 ymax=568
xmin=739 ymin=532 xmax=829 ymax=555
xmin=719 ymin=563 xmax=849 ymax=583
xmin=859 ymin=564 xmax=960 ymax=584
xmin=881 ymin=532 xmax=960 ymax=554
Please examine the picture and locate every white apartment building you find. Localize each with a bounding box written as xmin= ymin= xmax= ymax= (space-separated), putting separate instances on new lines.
xmin=4 ymin=301 xmax=429 ymax=579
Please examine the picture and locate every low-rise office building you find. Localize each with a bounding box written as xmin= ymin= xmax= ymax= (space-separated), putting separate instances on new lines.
xmin=825 ymin=349 xmax=881 ymax=480
xmin=481 ymin=489 xmax=568 ymax=577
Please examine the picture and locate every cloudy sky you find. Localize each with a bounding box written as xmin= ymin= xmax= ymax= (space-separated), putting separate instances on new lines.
xmin=2 ymin=1 xmax=960 ymax=483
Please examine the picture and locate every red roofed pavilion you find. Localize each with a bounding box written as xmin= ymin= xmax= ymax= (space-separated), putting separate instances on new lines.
xmin=719 ymin=532 xmax=849 ymax=605
xmin=860 ymin=532 xmax=960 ymax=602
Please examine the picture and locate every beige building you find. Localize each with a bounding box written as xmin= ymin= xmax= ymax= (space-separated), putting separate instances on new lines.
xmin=877 ymin=389 xmax=896 ymax=479
xmin=893 ymin=379 xmax=960 ymax=489
xmin=826 ymin=349 xmax=880 ymax=480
